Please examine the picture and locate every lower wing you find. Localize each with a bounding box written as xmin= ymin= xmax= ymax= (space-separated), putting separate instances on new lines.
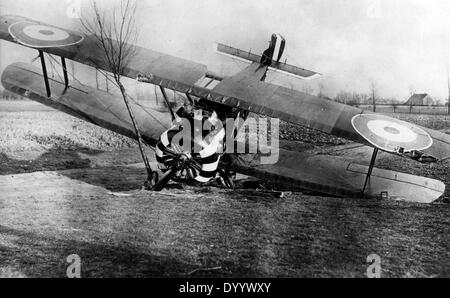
xmin=227 ymin=149 xmax=444 ymax=204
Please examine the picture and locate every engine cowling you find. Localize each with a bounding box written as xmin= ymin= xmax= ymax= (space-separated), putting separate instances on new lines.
xmin=155 ymin=109 xmax=225 ymax=184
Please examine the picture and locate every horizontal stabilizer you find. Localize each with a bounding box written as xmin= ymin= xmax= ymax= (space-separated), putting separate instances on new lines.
xmin=217 ymin=43 xmax=321 ymax=80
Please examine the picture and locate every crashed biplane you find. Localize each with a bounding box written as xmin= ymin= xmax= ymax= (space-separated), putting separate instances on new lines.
xmin=0 ymin=15 xmax=449 ymax=203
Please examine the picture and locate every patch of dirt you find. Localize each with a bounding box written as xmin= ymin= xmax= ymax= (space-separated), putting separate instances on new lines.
xmin=0 ymin=169 xmax=448 ymax=278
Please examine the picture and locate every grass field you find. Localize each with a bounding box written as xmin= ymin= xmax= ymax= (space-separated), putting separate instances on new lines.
xmin=1 ymin=100 xmax=449 ymax=151
xmin=386 ymin=113 xmax=450 ymax=132
xmin=0 ymin=102 xmax=137 ymax=153
xmin=0 ymin=100 xmax=449 ymax=278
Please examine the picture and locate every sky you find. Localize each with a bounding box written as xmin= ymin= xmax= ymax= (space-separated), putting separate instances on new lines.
xmin=1 ymin=0 xmax=450 ymax=103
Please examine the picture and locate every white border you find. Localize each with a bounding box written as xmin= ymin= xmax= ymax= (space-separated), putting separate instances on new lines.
xmin=268 ymin=67 xmax=322 ymax=81
xmin=8 ymin=21 xmax=84 ymax=48
xmin=351 ymin=114 xmax=433 ymax=152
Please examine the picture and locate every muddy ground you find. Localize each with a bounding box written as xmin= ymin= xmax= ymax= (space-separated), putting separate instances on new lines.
xmin=0 ymin=101 xmax=449 ymax=278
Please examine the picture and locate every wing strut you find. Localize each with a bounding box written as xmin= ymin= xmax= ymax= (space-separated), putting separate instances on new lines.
xmin=185 ymin=93 xmax=194 ymax=105
xmin=38 ymin=50 xmax=51 ymax=98
xmin=362 ymin=148 xmax=379 ymax=194
xmin=61 ymin=57 xmax=69 ymax=91
xmin=159 ymin=86 xmax=176 ymax=121
xmin=38 ymin=51 xmax=70 ymax=97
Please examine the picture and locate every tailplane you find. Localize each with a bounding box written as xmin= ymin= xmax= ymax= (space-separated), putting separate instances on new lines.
xmin=217 ymin=33 xmax=321 ymax=80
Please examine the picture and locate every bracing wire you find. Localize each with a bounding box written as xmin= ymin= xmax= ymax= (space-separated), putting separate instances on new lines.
xmin=92 ymin=65 xmax=169 ymax=129
xmin=45 ymin=53 xmax=63 ymax=82
xmin=45 ymin=54 xmax=133 ymax=128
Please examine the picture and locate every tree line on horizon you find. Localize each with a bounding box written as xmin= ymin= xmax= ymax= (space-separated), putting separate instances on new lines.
xmin=320 ymin=90 xmax=448 ymax=107
xmin=0 ymin=89 xmax=26 ymax=101
xmin=1 ymin=84 xmax=448 ymax=107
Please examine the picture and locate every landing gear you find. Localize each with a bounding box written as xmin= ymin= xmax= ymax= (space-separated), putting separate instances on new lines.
xmin=362 ymin=148 xmax=379 ymax=195
xmin=217 ymin=168 xmax=236 ymax=189
xmin=143 ymin=171 xmax=159 ymax=190
xmin=147 ymin=88 xmax=243 ymax=192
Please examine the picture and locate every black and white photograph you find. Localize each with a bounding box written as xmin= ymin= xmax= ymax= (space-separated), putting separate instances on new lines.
xmin=0 ymin=0 xmax=448 ymax=285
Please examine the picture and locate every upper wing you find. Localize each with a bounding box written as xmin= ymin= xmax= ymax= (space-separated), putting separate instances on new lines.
xmin=1 ymin=15 xmax=449 ymax=161
xmin=0 ymin=15 xmax=208 ymax=87
xmin=209 ymin=78 xmax=450 ymax=161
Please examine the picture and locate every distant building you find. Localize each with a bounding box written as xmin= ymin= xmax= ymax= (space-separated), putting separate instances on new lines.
xmin=404 ymin=93 xmax=436 ymax=106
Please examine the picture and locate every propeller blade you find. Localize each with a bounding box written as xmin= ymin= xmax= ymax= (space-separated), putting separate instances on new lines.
xmin=152 ymin=167 xmax=177 ymax=191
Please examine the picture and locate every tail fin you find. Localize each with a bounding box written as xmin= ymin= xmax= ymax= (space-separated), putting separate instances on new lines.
xmin=261 ymin=34 xmax=286 ymax=65
xmin=217 ymin=33 xmax=321 ymax=80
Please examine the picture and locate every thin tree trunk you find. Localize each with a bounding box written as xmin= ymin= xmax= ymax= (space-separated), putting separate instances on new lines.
xmin=118 ymin=82 xmax=153 ymax=178
xmin=448 ymin=71 xmax=450 ymax=115
xmin=372 ymin=92 xmax=376 ymax=112
xmin=95 ymin=69 xmax=99 ymax=89
xmin=80 ymin=0 xmax=155 ymax=188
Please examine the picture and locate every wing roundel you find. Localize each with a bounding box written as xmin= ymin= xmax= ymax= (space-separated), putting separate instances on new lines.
xmin=8 ymin=21 xmax=84 ymax=48
xmin=352 ymin=114 xmax=433 ymax=153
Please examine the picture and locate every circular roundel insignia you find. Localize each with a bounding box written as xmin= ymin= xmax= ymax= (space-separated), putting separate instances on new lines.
xmin=352 ymin=114 xmax=433 ymax=153
xmin=8 ymin=21 xmax=84 ymax=48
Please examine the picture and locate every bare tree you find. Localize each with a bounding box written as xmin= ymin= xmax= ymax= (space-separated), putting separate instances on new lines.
xmin=317 ymin=81 xmax=326 ymax=98
xmin=370 ymin=81 xmax=377 ymax=112
xmin=334 ymin=90 xmax=352 ymax=105
xmin=80 ymin=0 xmax=156 ymax=186
xmin=409 ymin=84 xmax=416 ymax=97
xmin=301 ymin=83 xmax=314 ymax=95
xmin=447 ymin=69 xmax=450 ymax=114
